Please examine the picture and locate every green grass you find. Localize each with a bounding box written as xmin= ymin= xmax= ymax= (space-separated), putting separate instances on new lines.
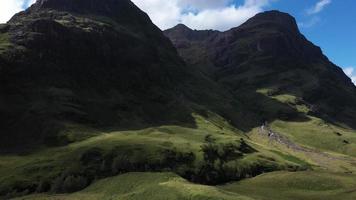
xmin=256 ymin=89 xmax=356 ymax=157
xmin=2 ymin=108 xmax=356 ymax=199
xmin=222 ymin=171 xmax=356 ymax=200
xmin=0 ymin=90 xmax=355 ymax=199
xmin=270 ymin=117 xmax=356 ymax=156
xmin=0 ymin=32 xmax=11 ymax=54
xmin=270 ymin=150 xmax=311 ymax=168
xmin=14 ymin=172 xmax=253 ymax=200
xmin=14 ymin=171 xmax=356 ymax=200
xmin=2 ymin=101 xmax=356 ymax=200
xmin=0 ymin=114 xmax=298 ymax=199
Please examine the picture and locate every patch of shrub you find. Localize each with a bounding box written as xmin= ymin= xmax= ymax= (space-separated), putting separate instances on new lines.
xmin=36 ymin=179 xmax=51 ymax=193
xmin=190 ymin=135 xmax=276 ymax=185
xmin=51 ymin=174 xmax=88 ymax=193
xmin=62 ymin=175 xmax=88 ymax=193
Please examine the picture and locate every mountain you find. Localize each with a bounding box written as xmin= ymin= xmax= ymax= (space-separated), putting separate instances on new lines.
xmin=165 ymin=10 xmax=356 ymax=129
xmin=0 ymin=0 xmax=197 ymax=151
xmin=1 ymin=1 xmax=356 ymax=200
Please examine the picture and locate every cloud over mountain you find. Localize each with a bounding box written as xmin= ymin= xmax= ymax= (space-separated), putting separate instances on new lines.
xmin=131 ymin=0 xmax=270 ymax=30
xmin=344 ymin=67 xmax=356 ymax=85
xmin=307 ymin=0 xmax=332 ymax=15
xmin=0 ymin=0 xmax=35 ymax=23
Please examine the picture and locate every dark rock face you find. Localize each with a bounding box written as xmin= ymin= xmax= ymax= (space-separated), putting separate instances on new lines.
xmin=16 ymin=0 xmax=152 ymax=28
xmin=0 ymin=0 xmax=192 ymax=151
xmin=165 ymin=10 xmax=356 ymax=128
xmin=1 ymin=3 xmax=356 ymax=152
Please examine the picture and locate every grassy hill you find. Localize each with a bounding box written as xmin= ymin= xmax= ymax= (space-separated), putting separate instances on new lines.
xmin=2 ymin=112 xmax=356 ymax=199
xmin=14 ymin=172 xmax=253 ymax=200
xmin=222 ymin=171 xmax=356 ymax=200
xmin=13 ymin=171 xmax=356 ymax=200
xmin=0 ymin=114 xmax=307 ymax=199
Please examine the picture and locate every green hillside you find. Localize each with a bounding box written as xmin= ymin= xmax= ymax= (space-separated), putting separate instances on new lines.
xmin=0 ymin=114 xmax=307 ymax=199
xmin=14 ymin=172 xmax=253 ymax=200
xmin=13 ymin=171 xmax=356 ymax=200
xmin=222 ymin=171 xmax=356 ymax=200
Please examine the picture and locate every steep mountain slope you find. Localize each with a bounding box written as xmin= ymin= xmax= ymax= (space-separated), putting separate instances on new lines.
xmin=165 ymin=11 xmax=356 ymax=130
xmin=0 ymin=0 xmax=196 ymax=151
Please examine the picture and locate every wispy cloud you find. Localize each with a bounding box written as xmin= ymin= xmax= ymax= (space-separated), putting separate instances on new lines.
xmin=298 ymin=16 xmax=320 ymax=28
xmin=343 ymin=67 xmax=356 ymax=86
xmin=307 ymin=0 xmax=332 ymax=15
xmin=0 ymin=0 xmax=36 ymax=23
xmin=132 ymin=0 xmax=271 ymax=30
xmin=300 ymin=0 xmax=332 ymax=28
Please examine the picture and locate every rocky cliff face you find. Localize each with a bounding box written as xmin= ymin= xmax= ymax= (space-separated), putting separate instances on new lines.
xmin=165 ymin=10 xmax=356 ymax=129
xmin=0 ymin=0 xmax=192 ymax=151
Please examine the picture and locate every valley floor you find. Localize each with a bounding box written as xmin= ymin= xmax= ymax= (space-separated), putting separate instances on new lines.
xmin=14 ymin=171 xmax=356 ymax=200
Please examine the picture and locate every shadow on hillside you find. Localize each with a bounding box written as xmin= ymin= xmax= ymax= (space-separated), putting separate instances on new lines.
xmin=209 ymin=91 xmax=311 ymax=133
xmin=1 ymin=68 xmax=354 ymax=154
xmin=0 ymin=87 xmax=312 ymax=154
xmin=0 ymin=77 xmax=318 ymax=154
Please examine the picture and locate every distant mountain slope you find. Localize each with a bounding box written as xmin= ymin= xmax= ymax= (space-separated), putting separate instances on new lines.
xmin=164 ymin=11 xmax=356 ymax=129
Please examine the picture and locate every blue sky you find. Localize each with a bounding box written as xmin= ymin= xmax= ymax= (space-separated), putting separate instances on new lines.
xmin=0 ymin=0 xmax=355 ymax=83
xmin=268 ymin=0 xmax=356 ymax=77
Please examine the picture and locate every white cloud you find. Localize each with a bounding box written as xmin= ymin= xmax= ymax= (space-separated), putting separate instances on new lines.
xmin=344 ymin=68 xmax=353 ymax=77
xmin=0 ymin=1 xmax=23 ymax=23
xmin=0 ymin=0 xmax=36 ymax=23
xmin=131 ymin=0 xmax=182 ymax=30
xmin=343 ymin=67 xmax=356 ymax=85
xmin=300 ymin=0 xmax=331 ymax=28
xmin=26 ymin=0 xmax=37 ymax=7
xmin=307 ymin=0 xmax=331 ymax=15
xmin=298 ymin=16 xmax=320 ymax=28
xmin=1 ymin=0 xmax=269 ymax=31
xmin=178 ymin=0 xmax=232 ymax=10
xmin=132 ymin=0 xmax=271 ymax=31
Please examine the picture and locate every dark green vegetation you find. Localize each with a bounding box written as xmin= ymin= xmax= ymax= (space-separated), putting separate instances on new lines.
xmin=1 ymin=0 xmax=356 ymax=200
xmin=12 ymin=171 xmax=356 ymax=200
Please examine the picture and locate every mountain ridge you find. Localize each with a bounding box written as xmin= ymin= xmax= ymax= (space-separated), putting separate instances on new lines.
xmin=164 ymin=10 xmax=356 ymax=129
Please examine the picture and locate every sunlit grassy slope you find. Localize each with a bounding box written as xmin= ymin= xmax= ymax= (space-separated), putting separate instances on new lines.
xmin=14 ymin=171 xmax=356 ymax=200
xmin=3 ymin=93 xmax=356 ymax=200
xmin=14 ymin=172 xmax=253 ymax=200
xmin=222 ymin=171 xmax=356 ymax=200
xmin=1 ymin=113 xmax=304 ymax=199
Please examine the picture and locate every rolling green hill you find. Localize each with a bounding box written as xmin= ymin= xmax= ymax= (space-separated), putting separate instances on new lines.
xmin=12 ymin=171 xmax=356 ymax=200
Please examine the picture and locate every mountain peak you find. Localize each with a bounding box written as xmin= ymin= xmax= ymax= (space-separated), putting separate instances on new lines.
xmin=172 ymin=24 xmax=192 ymax=31
xmin=29 ymin=0 xmax=136 ymax=17
xmin=241 ymin=10 xmax=299 ymax=34
xmin=9 ymin=0 xmax=154 ymax=29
